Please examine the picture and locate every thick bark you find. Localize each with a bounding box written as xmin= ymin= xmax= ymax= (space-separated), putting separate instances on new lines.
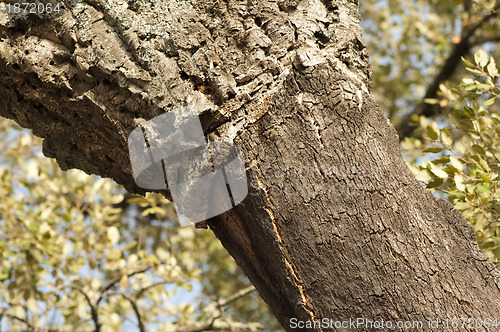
xmin=1 ymin=0 xmax=499 ymax=331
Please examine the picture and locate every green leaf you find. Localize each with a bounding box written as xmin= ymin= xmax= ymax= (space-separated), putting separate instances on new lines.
xmin=471 ymin=145 xmax=486 ymax=156
xmin=462 ymin=78 xmax=474 ymax=85
xmin=142 ymin=206 xmax=166 ymax=216
xmin=482 ymin=98 xmax=496 ymax=106
xmin=450 ymin=157 xmax=463 ymax=171
xmin=415 ymin=169 xmax=432 ymax=183
xmin=477 ymin=84 xmax=492 ymax=91
xmin=480 ymin=174 xmax=491 ymax=183
xmin=427 ymin=125 xmax=438 ymax=140
xmin=426 ymin=178 xmax=443 ymax=188
xmin=478 ymin=156 xmax=490 ymax=172
xmin=27 ymin=221 xmax=39 ymax=232
xmin=447 ymin=190 xmax=465 ymax=199
xmin=126 ymin=196 xmax=148 ymax=204
xmin=105 ymin=249 xmax=122 ymax=260
xmin=432 ymin=156 xmax=450 ymax=165
xmin=424 ymin=98 xmax=439 ymax=104
xmin=123 ymin=241 xmax=137 ymax=251
xmin=461 ymin=57 xmax=475 ymax=68
xmin=476 ymin=183 xmax=491 ymax=194
xmin=423 ymin=147 xmax=443 ymax=153
xmin=120 ymin=274 xmax=128 ymax=290
xmin=454 ymin=174 xmax=465 ymax=191
xmin=464 ymin=106 xmax=475 ymax=118
xmin=429 ymin=162 xmax=448 ymax=179
xmin=0 ymin=268 xmax=10 ymax=280
xmin=465 ymin=68 xmax=483 ymax=76
xmin=76 ymin=302 xmax=87 ymax=319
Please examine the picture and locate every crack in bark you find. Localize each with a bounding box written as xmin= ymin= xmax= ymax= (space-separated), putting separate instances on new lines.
xmin=254 ymin=163 xmax=318 ymax=325
xmin=387 ymin=243 xmax=412 ymax=269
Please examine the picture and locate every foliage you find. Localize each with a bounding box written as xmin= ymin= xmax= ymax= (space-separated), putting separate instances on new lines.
xmin=403 ymin=49 xmax=500 ymax=263
xmin=0 ymin=118 xmax=280 ymax=331
xmin=362 ymin=0 xmax=499 ymax=124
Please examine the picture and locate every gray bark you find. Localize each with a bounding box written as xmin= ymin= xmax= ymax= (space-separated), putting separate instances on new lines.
xmin=1 ymin=0 xmax=499 ymax=331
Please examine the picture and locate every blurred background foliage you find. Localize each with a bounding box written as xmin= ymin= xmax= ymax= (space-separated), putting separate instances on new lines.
xmin=403 ymin=52 xmax=499 ymax=264
xmin=362 ymin=0 xmax=498 ymax=138
xmin=0 ymin=0 xmax=499 ymax=331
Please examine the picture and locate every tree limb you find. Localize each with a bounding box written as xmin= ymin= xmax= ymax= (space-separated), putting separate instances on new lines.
xmin=0 ymin=312 xmax=35 ymax=330
xmin=96 ymin=265 xmax=153 ymax=305
xmin=471 ymin=34 xmax=500 ymax=46
xmin=218 ymin=285 xmax=255 ymax=307
xmin=170 ymin=320 xmax=265 ymax=332
xmin=57 ymin=283 xmax=101 ymax=332
xmin=134 ymin=279 xmax=177 ymax=299
xmin=100 ymin=291 xmax=146 ymax=332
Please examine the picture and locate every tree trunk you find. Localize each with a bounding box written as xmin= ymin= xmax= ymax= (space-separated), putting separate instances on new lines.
xmin=1 ymin=0 xmax=499 ymax=330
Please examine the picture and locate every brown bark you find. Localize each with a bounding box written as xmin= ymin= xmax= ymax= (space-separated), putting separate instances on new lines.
xmin=1 ymin=0 xmax=499 ymax=331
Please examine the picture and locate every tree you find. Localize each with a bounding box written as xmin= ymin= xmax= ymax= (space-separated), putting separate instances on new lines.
xmin=1 ymin=0 xmax=499 ymax=331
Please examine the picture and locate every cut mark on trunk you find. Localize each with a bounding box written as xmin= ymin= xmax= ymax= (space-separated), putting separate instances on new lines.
xmin=252 ymin=162 xmax=319 ymax=324
xmin=264 ymin=204 xmax=318 ymax=324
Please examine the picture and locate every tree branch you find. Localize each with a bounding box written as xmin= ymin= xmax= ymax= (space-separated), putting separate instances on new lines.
xmin=471 ymin=34 xmax=500 ymax=46
xmin=96 ymin=265 xmax=153 ymax=305
xmin=57 ymin=284 xmax=101 ymax=332
xmin=134 ymin=279 xmax=175 ymax=299
xmin=100 ymin=291 xmax=145 ymax=332
xmin=170 ymin=320 xmax=265 ymax=332
xmin=218 ymin=285 xmax=255 ymax=307
xmin=0 ymin=312 xmax=35 ymax=330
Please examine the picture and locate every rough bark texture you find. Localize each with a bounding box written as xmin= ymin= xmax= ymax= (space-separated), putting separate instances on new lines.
xmin=1 ymin=0 xmax=499 ymax=331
